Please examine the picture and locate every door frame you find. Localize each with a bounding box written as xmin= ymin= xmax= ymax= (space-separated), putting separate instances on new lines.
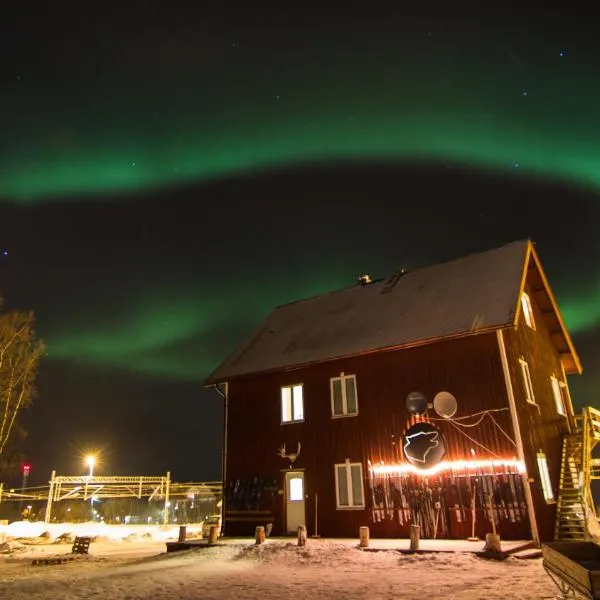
xmin=282 ymin=469 xmax=306 ymax=534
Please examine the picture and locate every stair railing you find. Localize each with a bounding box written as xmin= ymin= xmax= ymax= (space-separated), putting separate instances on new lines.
xmin=581 ymin=407 xmax=600 ymax=531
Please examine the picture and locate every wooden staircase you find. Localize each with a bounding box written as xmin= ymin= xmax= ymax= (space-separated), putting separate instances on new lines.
xmin=554 ymin=406 xmax=600 ymax=541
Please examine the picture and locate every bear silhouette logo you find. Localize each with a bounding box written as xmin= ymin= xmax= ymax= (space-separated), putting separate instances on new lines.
xmin=403 ymin=430 xmax=440 ymax=464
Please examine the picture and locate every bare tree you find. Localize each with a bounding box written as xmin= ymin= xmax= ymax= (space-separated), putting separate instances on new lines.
xmin=0 ymin=298 xmax=45 ymax=462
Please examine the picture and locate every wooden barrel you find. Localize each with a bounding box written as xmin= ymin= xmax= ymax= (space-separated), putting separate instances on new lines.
xmin=255 ymin=526 xmax=265 ymax=545
xmin=178 ymin=526 xmax=187 ymax=542
xmin=297 ymin=525 xmax=307 ymax=546
xmin=484 ymin=533 xmax=502 ymax=554
xmin=410 ymin=524 xmax=420 ymax=551
xmin=208 ymin=525 xmax=219 ymax=544
xmin=359 ymin=526 xmax=370 ymax=548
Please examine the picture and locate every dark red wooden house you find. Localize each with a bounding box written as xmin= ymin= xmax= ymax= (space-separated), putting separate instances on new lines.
xmin=206 ymin=240 xmax=599 ymax=544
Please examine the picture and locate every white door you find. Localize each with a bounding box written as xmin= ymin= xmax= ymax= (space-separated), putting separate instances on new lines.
xmin=285 ymin=471 xmax=306 ymax=533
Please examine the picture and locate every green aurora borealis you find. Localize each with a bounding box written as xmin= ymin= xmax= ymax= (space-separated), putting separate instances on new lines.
xmin=2 ymin=9 xmax=600 ymax=386
xmin=2 ymin=16 xmax=598 ymax=204
xmin=3 ymin=112 xmax=599 ymax=204
xmin=45 ymin=272 xmax=354 ymax=382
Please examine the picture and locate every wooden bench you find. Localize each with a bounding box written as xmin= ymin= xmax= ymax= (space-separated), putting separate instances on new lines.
xmin=71 ymin=536 xmax=91 ymax=555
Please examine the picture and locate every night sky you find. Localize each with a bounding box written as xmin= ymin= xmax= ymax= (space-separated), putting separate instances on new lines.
xmin=1 ymin=3 xmax=599 ymax=485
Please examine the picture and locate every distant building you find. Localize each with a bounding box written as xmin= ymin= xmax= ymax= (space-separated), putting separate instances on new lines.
xmin=206 ymin=240 xmax=598 ymax=544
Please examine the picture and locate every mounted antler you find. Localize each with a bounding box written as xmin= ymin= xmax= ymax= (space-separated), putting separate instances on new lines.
xmin=288 ymin=442 xmax=301 ymax=463
xmin=277 ymin=442 xmax=301 ymax=464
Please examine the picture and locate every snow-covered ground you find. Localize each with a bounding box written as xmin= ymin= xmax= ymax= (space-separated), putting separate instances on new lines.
xmin=0 ymin=519 xmax=204 ymax=542
xmin=1 ymin=523 xmax=558 ymax=599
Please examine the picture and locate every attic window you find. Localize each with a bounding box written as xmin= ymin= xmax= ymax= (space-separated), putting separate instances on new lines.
xmin=521 ymin=292 xmax=535 ymax=330
xmin=519 ymin=358 xmax=536 ymax=405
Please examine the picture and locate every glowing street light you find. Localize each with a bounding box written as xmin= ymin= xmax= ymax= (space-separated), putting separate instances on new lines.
xmin=85 ymin=455 xmax=96 ymax=478
xmin=84 ymin=455 xmax=98 ymax=521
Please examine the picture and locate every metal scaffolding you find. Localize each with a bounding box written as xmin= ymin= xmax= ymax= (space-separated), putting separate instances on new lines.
xmin=44 ymin=471 xmax=174 ymax=525
xmin=0 ymin=472 xmax=222 ymax=525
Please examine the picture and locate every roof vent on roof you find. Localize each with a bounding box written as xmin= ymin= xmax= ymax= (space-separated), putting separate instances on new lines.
xmin=358 ymin=274 xmax=373 ymax=286
xmin=381 ymin=268 xmax=408 ymax=294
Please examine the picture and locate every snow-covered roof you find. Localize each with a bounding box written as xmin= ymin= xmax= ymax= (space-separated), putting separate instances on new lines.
xmin=205 ymin=240 xmax=578 ymax=383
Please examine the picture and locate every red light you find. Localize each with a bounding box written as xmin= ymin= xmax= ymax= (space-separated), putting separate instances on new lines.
xmin=22 ymin=464 xmax=31 ymax=476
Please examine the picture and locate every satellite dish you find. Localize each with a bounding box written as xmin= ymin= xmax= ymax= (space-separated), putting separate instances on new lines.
xmin=433 ymin=391 xmax=458 ymax=419
xmin=406 ymin=391 xmax=428 ymax=416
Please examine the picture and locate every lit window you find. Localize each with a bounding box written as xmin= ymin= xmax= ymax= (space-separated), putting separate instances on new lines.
xmin=331 ymin=374 xmax=358 ymax=417
xmin=521 ymin=293 xmax=536 ymax=330
xmin=281 ymin=384 xmax=304 ymax=423
xmin=288 ymin=477 xmax=303 ymax=501
xmin=536 ymin=452 xmax=554 ymax=501
xmin=550 ymin=376 xmax=566 ymax=416
xmin=334 ymin=461 xmax=365 ymax=509
xmin=519 ymin=359 xmax=536 ymax=405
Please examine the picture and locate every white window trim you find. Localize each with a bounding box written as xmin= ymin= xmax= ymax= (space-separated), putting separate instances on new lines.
xmin=521 ymin=292 xmax=536 ymax=330
xmin=550 ymin=375 xmax=566 ymax=416
xmin=334 ymin=460 xmax=365 ymax=510
xmin=281 ymin=384 xmax=304 ymax=424
xmin=519 ymin=358 xmax=537 ymax=406
xmin=330 ymin=373 xmax=359 ymax=418
xmin=536 ymin=452 xmax=555 ymax=502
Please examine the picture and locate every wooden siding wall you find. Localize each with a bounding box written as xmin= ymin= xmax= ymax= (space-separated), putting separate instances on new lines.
xmin=225 ymin=331 xmax=528 ymax=538
xmin=502 ymin=278 xmax=573 ymax=542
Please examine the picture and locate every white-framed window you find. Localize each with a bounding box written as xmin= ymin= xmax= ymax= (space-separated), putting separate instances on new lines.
xmin=334 ymin=460 xmax=365 ymax=509
xmin=331 ymin=373 xmax=358 ymax=417
xmin=536 ymin=452 xmax=554 ymax=501
xmin=550 ymin=376 xmax=566 ymax=416
xmin=281 ymin=384 xmax=304 ymax=423
xmin=519 ymin=358 xmax=536 ymax=405
xmin=521 ymin=292 xmax=536 ymax=330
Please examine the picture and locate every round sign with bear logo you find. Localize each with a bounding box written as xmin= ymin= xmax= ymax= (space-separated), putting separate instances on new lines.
xmin=402 ymin=422 xmax=446 ymax=469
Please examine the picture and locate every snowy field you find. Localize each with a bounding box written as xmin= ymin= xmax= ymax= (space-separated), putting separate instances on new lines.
xmin=1 ymin=522 xmax=558 ymax=600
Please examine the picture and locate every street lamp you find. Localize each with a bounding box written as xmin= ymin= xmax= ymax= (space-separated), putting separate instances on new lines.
xmin=84 ymin=455 xmax=97 ymax=521
xmin=85 ymin=455 xmax=95 ymax=478
xmin=18 ymin=464 xmax=31 ymax=518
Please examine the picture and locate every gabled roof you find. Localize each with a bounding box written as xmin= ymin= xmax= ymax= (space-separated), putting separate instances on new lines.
xmin=205 ymin=240 xmax=581 ymax=384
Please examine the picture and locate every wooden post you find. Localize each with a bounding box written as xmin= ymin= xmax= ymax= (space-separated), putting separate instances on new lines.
xmin=410 ymin=524 xmax=420 ymax=551
xmin=488 ymin=493 xmax=497 ymax=536
xmin=178 ymin=526 xmax=187 ymax=542
xmin=255 ymin=525 xmax=265 ymax=545
xmin=208 ymin=525 xmax=219 ymax=545
xmin=359 ymin=526 xmax=370 ymax=548
xmin=297 ymin=525 xmax=307 ymax=546
xmin=313 ymin=492 xmax=319 ymax=537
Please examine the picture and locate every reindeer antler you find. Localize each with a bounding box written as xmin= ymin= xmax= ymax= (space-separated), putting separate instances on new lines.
xmin=278 ymin=442 xmax=301 ymax=463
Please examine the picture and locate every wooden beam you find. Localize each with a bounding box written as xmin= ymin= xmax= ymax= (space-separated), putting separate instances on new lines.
xmin=528 ymin=245 xmax=583 ymax=375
